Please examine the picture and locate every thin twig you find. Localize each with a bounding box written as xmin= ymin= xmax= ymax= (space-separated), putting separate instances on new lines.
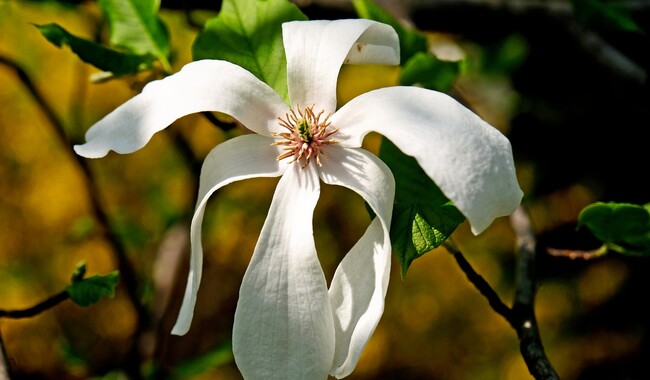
xmin=0 ymin=291 xmax=69 ymax=319
xmin=0 ymin=56 xmax=65 ymax=139
xmin=202 ymin=111 xmax=237 ymax=131
xmin=0 ymin=57 xmax=141 ymax=306
xmin=0 ymin=55 xmax=145 ymax=379
xmin=446 ymin=205 xmax=560 ymax=379
xmin=444 ymin=242 xmax=516 ymax=328
xmin=0 ymin=291 xmax=71 ymax=379
xmin=510 ymin=205 xmax=560 ymax=380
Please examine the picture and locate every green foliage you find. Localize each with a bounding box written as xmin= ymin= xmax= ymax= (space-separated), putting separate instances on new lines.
xmin=192 ymin=0 xmax=307 ymax=103
xmin=352 ymin=0 xmax=427 ymax=63
xmin=400 ymin=52 xmax=461 ymax=91
xmin=97 ymin=0 xmax=171 ymax=70
xmin=572 ymin=0 xmax=644 ymax=33
xmin=66 ymin=263 xmax=120 ymax=307
xmin=36 ymin=23 xmax=154 ymax=76
xmin=380 ymin=139 xmax=465 ymax=277
xmin=578 ymin=202 xmax=650 ymax=257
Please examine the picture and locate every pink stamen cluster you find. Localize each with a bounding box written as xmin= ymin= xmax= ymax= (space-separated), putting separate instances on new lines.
xmin=273 ymin=105 xmax=339 ymax=168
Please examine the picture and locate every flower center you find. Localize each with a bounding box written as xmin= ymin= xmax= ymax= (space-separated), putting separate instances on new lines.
xmin=272 ymin=105 xmax=339 ymax=168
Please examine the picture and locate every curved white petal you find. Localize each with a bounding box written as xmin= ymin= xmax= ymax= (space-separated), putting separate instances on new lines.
xmin=282 ymin=19 xmax=399 ymax=114
xmin=171 ymin=134 xmax=287 ymax=336
xmin=332 ymin=86 xmax=523 ymax=235
xmin=74 ymin=60 xmax=287 ymax=158
xmin=318 ymin=146 xmax=395 ymax=378
xmin=233 ymin=164 xmax=335 ymax=380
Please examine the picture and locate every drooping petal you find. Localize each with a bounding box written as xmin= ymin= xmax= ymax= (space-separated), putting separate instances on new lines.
xmin=233 ymin=164 xmax=335 ymax=380
xmin=331 ymin=86 xmax=523 ymax=234
xmin=171 ymin=134 xmax=287 ymax=336
xmin=318 ymin=146 xmax=395 ymax=378
xmin=282 ymin=19 xmax=399 ymax=114
xmin=74 ymin=60 xmax=287 ymax=158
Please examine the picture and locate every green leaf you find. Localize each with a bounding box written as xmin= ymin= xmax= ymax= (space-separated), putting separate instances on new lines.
xmin=379 ymin=139 xmax=465 ymax=277
xmin=97 ymin=0 xmax=171 ymax=70
xmin=36 ymin=23 xmax=154 ymax=76
xmin=578 ymin=202 xmax=650 ymax=257
xmin=400 ymin=52 xmax=461 ymax=92
xmin=353 ymin=0 xmax=427 ymax=63
xmin=192 ymin=0 xmax=307 ymax=103
xmin=66 ymin=271 xmax=120 ymax=307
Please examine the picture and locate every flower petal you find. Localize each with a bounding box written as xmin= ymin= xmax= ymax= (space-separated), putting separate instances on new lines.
xmin=332 ymin=86 xmax=523 ymax=234
xmin=232 ymin=164 xmax=335 ymax=380
xmin=74 ymin=60 xmax=287 ymax=158
xmin=171 ymin=134 xmax=287 ymax=336
xmin=318 ymin=146 xmax=395 ymax=378
xmin=282 ymin=19 xmax=399 ymax=114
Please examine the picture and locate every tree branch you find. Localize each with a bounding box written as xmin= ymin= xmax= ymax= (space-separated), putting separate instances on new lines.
xmin=0 ymin=56 xmax=142 ymax=311
xmin=445 ymin=242 xmax=516 ymax=328
xmin=447 ymin=205 xmax=560 ymax=379
xmin=0 ymin=291 xmax=69 ymax=319
xmin=0 ymin=291 xmax=71 ymax=379
xmin=0 ymin=55 xmax=145 ymax=379
xmin=510 ymin=205 xmax=560 ymax=380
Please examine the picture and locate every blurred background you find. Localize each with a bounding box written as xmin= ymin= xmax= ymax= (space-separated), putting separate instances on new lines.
xmin=1 ymin=0 xmax=649 ymax=379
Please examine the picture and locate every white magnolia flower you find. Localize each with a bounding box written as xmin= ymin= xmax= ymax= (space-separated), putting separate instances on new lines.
xmin=75 ymin=19 xmax=523 ymax=379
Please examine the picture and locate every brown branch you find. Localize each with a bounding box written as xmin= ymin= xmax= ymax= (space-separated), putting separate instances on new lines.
xmin=0 ymin=291 xmax=69 ymax=319
xmin=0 ymin=56 xmax=141 ymax=310
xmin=0 ymin=55 xmax=145 ymax=379
xmin=447 ymin=205 xmax=560 ymax=379
xmin=445 ymin=242 xmax=516 ymax=328
xmin=202 ymin=111 xmax=237 ymax=131
xmin=510 ymin=205 xmax=560 ymax=380
xmin=0 ymin=291 xmax=71 ymax=379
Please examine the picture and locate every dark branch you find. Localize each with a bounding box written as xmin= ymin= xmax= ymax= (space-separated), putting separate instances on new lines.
xmin=445 ymin=242 xmax=516 ymax=328
xmin=0 ymin=291 xmax=70 ymax=378
xmin=0 ymin=55 xmax=144 ymax=319
xmin=0 ymin=55 xmax=146 ymax=379
xmin=202 ymin=111 xmax=237 ymax=131
xmin=0 ymin=291 xmax=69 ymax=319
xmin=0 ymin=56 xmax=67 ymax=141
xmin=510 ymin=205 xmax=560 ymax=380
xmin=447 ymin=205 xmax=560 ymax=379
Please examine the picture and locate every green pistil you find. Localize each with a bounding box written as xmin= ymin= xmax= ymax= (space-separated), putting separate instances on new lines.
xmin=297 ymin=119 xmax=312 ymax=142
